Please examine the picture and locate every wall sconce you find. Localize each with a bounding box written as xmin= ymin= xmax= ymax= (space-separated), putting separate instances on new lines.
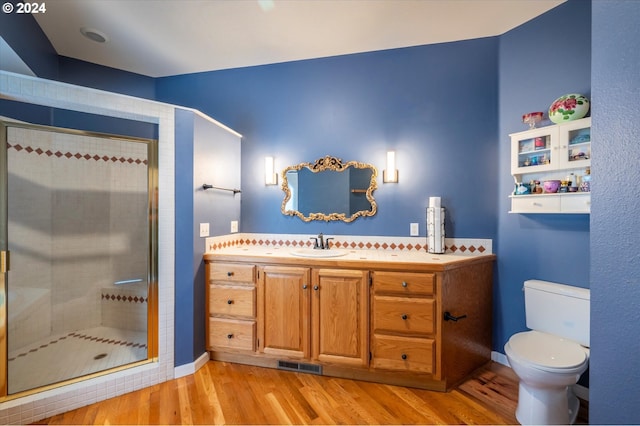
xmin=265 ymin=156 xmax=278 ymax=185
xmin=383 ymin=151 xmax=398 ymax=183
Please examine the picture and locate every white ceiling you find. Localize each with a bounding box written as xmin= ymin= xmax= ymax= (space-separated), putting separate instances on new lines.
xmin=31 ymin=0 xmax=565 ymax=78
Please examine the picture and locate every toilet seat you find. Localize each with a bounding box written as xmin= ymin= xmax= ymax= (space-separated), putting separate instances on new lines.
xmin=507 ymin=331 xmax=588 ymax=373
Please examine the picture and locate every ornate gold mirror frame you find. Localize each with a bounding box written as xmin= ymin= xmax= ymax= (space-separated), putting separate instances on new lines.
xmin=281 ymin=156 xmax=378 ymax=222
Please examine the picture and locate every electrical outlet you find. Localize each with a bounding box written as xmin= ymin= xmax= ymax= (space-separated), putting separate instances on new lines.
xmin=410 ymin=222 xmax=419 ymax=236
xmin=230 ymin=220 xmax=239 ymax=233
xmin=199 ymin=223 xmax=210 ymax=238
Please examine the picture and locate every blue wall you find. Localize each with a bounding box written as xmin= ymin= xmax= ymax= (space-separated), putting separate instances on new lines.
xmin=58 ymin=56 xmax=155 ymax=100
xmin=174 ymin=109 xmax=196 ymax=366
xmin=191 ymin=114 xmax=242 ymax=363
xmin=496 ymin=0 xmax=591 ymax=354
xmin=156 ymin=38 xmax=500 ymax=240
xmin=591 ymin=1 xmax=640 ymax=423
xmin=0 ymin=1 xmax=57 ymax=79
xmin=174 ymin=109 xmax=242 ymax=365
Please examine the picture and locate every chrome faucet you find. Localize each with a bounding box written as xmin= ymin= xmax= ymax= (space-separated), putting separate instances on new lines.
xmin=310 ymin=233 xmax=333 ymax=250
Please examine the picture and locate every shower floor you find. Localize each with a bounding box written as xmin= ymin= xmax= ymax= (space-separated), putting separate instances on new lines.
xmin=8 ymin=326 xmax=148 ymax=394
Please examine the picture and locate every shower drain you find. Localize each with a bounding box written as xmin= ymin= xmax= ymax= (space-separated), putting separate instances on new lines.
xmin=94 ymin=353 xmax=108 ymax=360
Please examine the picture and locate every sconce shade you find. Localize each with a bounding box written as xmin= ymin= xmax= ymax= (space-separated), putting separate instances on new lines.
xmin=383 ymin=151 xmax=398 ymax=183
xmin=265 ymin=156 xmax=277 ymax=185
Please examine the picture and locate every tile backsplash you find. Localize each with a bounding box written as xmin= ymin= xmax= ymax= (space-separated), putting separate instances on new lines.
xmin=206 ymin=233 xmax=492 ymax=255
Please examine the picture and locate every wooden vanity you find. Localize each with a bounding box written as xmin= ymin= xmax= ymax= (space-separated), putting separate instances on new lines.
xmin=203 ymin=247 xmax=495 ymax=391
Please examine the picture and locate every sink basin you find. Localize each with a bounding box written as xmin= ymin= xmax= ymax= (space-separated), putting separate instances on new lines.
xmin=290 ymin=248 xmax=348 ymax=258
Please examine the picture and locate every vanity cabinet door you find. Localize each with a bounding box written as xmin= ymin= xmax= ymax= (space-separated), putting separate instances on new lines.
xmin=311 ymin=268 xmax=369 ymax=367
xmin=258 ymin=266 xmax=311 ymax=359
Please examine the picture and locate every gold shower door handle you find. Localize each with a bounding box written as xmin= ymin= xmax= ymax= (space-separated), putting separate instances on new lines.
xmin=0 ymin=251 xmax=9 ymax=273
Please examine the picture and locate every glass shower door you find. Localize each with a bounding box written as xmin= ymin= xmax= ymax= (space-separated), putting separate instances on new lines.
xmin=0 ymin=120 xmax=158 ymax=396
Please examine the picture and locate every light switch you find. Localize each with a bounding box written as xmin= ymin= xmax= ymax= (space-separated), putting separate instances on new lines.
xmin=410 ymin=222 xmax=419 ymax=236
xmin=230 ymin=220 xmax=239 ymax=233
xmin=199 ymin=223 xmax=210 ymax=238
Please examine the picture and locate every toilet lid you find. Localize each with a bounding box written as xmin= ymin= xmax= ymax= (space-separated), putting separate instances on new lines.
xmin=508 ymin=331 xmax=587 ymax=370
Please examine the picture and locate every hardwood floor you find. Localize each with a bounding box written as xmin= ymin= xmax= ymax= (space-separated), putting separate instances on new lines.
xmin=36 ymin=360 xmax=587 ymax=425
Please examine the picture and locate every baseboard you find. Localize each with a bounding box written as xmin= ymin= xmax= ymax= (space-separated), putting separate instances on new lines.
xmin=573 ymin=383 xmax=589 ymax=401
xmin=174 ymin=352 xmax=210 ymax=379
xmin=490 ymin=350 xmax=589 ymax=402
xmin=491 ymin=350 xmax=510 ymax=367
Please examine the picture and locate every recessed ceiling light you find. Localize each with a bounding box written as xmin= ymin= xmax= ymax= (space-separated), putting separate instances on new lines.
xmin=80 ymin=27 xmax=109 ymax=43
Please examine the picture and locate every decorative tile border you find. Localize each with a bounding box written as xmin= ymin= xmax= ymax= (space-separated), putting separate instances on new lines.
xmin=7 ymin=142 xmax=148 ymax=165
xmin=8 ymin=332 xmax=147 ymax=362
xmin=206 ymin=233 xmax=492 ymax=255
xmin=101 ymin=293 xmax=148 ymax=304
xmin=68 ymin=332 xmax=147 ymax=349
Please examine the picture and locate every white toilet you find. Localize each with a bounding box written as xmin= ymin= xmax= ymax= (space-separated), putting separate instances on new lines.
xmin=505 ymin=280 xmax=590 ymax=425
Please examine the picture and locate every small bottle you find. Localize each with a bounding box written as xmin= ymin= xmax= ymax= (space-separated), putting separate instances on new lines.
xmin=532 ymin=180 xmax=543 ymax=194
xmin=580 ymin=168 xmax=591 ymax=192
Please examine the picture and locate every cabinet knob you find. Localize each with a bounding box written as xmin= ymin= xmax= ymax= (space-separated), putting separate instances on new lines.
xmin=227 ymin=271 xmax=234 ymax=277
xmin=401 ymin=354 xmax=407 ymax=360
xmin=227 ymin=334 xmax=234 ymax=339
xmin=227 ymin=299 xmax=233 ymax=305
xmin=313 ymin=285 xmax=319 ymax=291
xmin=401 ymin=314 xmax=408 ymax=320
xmin=401 ymin=281 xmax=408 ymax=288
xmin=302 ymin=284 xmax=308 ymax=290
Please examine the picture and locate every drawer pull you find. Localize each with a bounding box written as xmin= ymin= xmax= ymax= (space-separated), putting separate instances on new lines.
xmin=444 ymin=311 xmax=468 ymax=322
xmin=401 ymin=354 xmax=407 ymax=360
xmin=313 ymin=285 xmax=319 ymax=291
xmin=227 ymin=299 xmax=233 ymax=305
xmin=227 ymin=272 xmax=234 ymax=277
xmin=302 ymin=284 xmax=308 ymax=290
xmin=401 ymin=281 xmax=408 ymax=288
xmin=401 ymin=314 xmax=408 ymax=320
xmin=227 ymin=334 xmax=234 ymax=339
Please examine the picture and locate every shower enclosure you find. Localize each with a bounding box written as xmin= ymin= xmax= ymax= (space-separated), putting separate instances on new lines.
xmin=0 ymin=120 xmax=158 ymax=397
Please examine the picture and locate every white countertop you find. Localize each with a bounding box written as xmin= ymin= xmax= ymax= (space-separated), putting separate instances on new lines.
xmin=204 ymin=245 xmax=494 ymax=269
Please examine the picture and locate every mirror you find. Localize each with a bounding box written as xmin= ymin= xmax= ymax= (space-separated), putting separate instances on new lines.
xmin=281 ymin=156 xmax=378 ymax=222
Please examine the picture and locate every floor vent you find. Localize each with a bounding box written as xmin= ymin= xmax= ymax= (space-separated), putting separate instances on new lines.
xmin=277 ymin=360 xmax=322 ymax=375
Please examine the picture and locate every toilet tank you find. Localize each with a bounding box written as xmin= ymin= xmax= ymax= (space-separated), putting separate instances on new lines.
xmin=524 ymin=279 xmax=590 ymax=347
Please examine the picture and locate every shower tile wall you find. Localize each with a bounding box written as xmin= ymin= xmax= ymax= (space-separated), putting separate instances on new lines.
xmin=7 ymin=127 xmax=53 ymax=351
xmin=7 ymin=127 xmax=149 ymax=350
xmin=101 ymin=283 xmax=148 ymax=331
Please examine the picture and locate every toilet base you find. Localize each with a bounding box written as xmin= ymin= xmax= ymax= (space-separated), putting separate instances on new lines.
xmin=516 ymin=383 xmax=580 ymax=425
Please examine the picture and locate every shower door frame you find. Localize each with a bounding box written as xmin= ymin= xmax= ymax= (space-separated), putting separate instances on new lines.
xmin=0 ymin=120 xmax=159 ymax=400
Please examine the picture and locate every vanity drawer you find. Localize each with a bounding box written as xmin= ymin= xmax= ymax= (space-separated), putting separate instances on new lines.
xmin=373 ymin=295 xmax=435 ymax=335
xmin=373 ymin=271 xmax=435 ymax=296
xmin=209 ymin=285 xmax=255 ymax=318
xmin=208 ymin=318 xmax=256 ymax=351
xmin=208 ymin=262 xmax=255 ymax=283
xmin=371 ymin=334 xmax=435 ymax=374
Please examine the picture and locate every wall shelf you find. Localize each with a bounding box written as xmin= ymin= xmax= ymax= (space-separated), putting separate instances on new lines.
xmin=509 ymin=117 xmax=591 ymax=214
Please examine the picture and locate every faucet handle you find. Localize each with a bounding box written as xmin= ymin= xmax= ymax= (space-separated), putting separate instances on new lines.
xmin=325 ymin=237 xmax=334 ymax=249
xmin=310 ymin=237 xmax=319 ymax=249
